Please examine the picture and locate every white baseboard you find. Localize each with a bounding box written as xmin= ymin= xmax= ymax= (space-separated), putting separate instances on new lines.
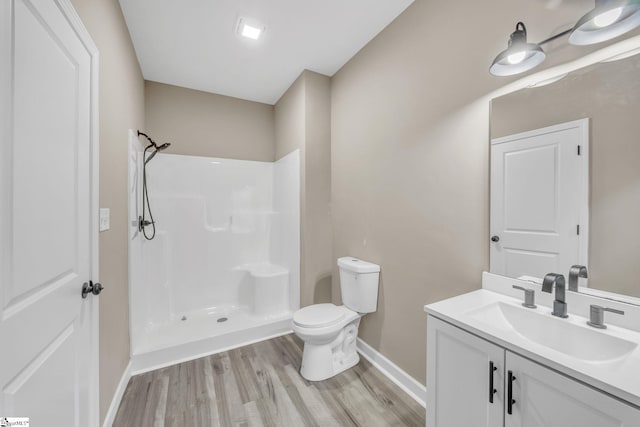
xmin=102 ymin=360 xmax=133 ymax=427
xmin=356 ymin=338 xmax=426 ymax=408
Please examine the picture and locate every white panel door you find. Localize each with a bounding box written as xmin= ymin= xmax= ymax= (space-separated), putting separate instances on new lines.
xmin=490 ymin=119 xmax=588 ymax=280
xmin=427 ymin=316 xmax=505 ymax=427
xmin=0 ymin=0 xmax=98 ymax=426
xmin=505 ymin=351 xmax=640 ymax=427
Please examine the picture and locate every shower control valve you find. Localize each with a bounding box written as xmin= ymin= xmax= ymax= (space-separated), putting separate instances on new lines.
xmin=138 ymin=216 xmax=154 ymax=232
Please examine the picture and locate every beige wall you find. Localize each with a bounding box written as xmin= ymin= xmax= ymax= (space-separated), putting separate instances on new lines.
xmin=491 ymin=56 xmax=640 ymax=298
xmin=70 ymin=0 xmax=145 ymax=422
xmin=145 ymin=81 xmax=275 ymax=161
xmin=329 ymin=0 xmax=625 ymax=384
xmin=303 ymin=72 xmax=333 ymax=304
xmin=275 ymin=74 xmax=305 ymax=160
xmin=275 ymin=71 xmax=333 ymax=306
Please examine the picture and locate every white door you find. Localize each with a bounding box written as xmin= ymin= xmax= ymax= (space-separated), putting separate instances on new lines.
xmin=0 ymin=0 xmax=99 ymax=426
xmin=490 ymin=119 xmax=589 ymax=280
xmin=427 ymin=316 xmax=505 ymax=427
xmin=505 ymin=351 xmax=640 ymax=426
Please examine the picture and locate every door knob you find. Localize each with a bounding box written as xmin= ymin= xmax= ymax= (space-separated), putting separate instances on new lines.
xmin=82 ymin=281 xmax=104 ymax=298
xmin=491 ymin=235 xmax=500 ymax=242
xmin=92 ymin=282 xmax=104 ymax=296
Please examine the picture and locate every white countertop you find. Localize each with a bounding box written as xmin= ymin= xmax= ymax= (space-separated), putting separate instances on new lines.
xmin=425 ymin=289 xmax=640 ymax=408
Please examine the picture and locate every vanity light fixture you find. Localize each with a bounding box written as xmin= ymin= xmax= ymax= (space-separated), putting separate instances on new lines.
xmin=490 ymin=22 xmax=546 ymax=76
xmin=570 ymin=0 xmax=640 ymax=45
xmin=490 ymin=0 xmax=640 ymax=76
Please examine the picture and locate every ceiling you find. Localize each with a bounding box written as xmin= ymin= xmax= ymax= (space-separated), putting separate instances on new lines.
xmin=119 ymin=0 xmax=414 ymax=105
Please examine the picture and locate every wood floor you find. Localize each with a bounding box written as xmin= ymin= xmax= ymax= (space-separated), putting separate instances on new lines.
xmin=113 ymin=334 xmax=425 ymax=426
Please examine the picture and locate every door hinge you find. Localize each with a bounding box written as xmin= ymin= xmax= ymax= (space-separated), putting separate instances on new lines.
xmin=577 ymin=145 xmax=581 ymax=155
xmin=577 ymin=224 xmax=580 ymax=235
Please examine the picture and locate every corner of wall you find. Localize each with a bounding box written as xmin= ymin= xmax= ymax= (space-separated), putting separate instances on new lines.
xmin=70 ymin=0 xmax=144 ymax=423
xmin=274 ymin=70 xmax=333 ymax=308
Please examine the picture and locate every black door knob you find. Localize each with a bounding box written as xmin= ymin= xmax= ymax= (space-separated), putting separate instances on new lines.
xmin=82 ymin=281 xmax=104 ymax=298
xmin=92 ymin=282 xmax=104 ymax=296
xmin=491 ymin=235 xmax=500 ymax=242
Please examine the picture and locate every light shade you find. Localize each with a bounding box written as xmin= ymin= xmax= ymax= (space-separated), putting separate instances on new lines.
xmin=490 ymin=22 xmax=546 ymax=76
xmin=569 ymin=0 xmax=640 ymax=45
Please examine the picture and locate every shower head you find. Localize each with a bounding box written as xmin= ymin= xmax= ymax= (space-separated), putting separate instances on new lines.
xmin=144 ymin=143 xmax=170 ymax=165
xmin=138 ymin=131 xmax=172 ymax=164
xmin=138 ymin=131 xmax=171 ymax=150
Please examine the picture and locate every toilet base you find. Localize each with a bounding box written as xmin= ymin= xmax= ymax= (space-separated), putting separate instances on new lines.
xmin=299 ymin=321 xmax=360 ymax=381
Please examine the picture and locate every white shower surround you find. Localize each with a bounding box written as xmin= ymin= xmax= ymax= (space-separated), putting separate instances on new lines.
xmin=128 ymin=137 xmax=299 ymax=369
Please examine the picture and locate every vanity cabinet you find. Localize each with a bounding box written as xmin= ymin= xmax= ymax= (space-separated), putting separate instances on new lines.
xmin=427 ymin=316 xmax=640 ymax=427
xmin=505 ymin=351 xmax=639 ymax=427
xmin=427 ymin=316 xmax=504 ymax=427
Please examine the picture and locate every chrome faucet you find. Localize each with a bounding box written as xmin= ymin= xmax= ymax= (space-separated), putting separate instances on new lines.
xmin=568 ymin=265 xmax=588 ymax=292
xmin=541 ymin=273 xmax=568 ymax=318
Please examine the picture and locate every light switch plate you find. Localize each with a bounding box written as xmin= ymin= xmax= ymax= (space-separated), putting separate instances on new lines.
xmin=99 ymin=208 xmax=110 ymax=232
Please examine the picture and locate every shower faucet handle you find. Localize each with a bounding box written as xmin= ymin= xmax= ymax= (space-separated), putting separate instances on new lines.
xmin=512 ymin=285 xmax=537 ymax=308
xmin=137 ymin=216 xmax=154 ymax=232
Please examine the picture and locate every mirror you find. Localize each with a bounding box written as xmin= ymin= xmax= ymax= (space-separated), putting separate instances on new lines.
xmin=489 ymin=51 xmax=640 ymax=302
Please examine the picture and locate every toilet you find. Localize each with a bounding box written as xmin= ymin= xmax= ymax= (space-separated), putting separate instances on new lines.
xmin=292 ymin=257 xmax=380 ymax=381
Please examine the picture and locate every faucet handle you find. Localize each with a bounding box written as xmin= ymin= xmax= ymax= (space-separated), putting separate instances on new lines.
xmin=587 ymin=305 xmax=624 ymax=329
xmin=512 ymin=285 xmax=537 ymax=309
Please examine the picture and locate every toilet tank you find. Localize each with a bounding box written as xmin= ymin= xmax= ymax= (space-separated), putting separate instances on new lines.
xmin=338 ymin=257 xmax=380 ymax=313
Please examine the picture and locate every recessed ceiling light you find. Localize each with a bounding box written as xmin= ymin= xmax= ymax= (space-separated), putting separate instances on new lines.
xmin=237 ymin=18 xmax=264 ymax=41
xmin=242 ymin=23 xmax=261 ymax=40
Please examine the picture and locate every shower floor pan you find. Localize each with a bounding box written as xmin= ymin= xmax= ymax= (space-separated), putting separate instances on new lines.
xmin=130 ymin=306 xmax=293 ymax=374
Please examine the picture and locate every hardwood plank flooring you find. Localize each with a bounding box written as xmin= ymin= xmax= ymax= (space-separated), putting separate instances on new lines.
xmin=113 ymin=334 xmax=425 ymax=426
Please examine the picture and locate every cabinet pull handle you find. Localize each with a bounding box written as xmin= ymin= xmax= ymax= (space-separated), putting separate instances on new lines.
xmin=489 ymin=361 xmax=497 ymax=403
xmin=507 ymin=370 xmax=516 ymax=415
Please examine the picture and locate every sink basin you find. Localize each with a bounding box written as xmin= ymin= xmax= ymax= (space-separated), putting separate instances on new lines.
xmin=466 ymin=302 xmax=638 ymax=362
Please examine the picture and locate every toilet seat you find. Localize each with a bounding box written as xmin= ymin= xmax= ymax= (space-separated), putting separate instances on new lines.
xmin=293 ymin=304 xmax=350 ymax=329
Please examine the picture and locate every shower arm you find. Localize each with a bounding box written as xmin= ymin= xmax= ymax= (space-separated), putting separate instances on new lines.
xmin=137 ymin=130 xmax=158 ymax=148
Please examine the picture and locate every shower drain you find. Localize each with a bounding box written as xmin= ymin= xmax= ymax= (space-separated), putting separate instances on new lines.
xmin=181 ymin=316 xmax=187 ymax=321
xmin=217 ymin=317 xmax=228 ymax=323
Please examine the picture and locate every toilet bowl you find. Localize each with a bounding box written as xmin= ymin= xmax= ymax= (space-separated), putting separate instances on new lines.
xmin=292 ymin=304 xmax=362 ymax=381
xmin=292 ymin=257 xmax=380 ymax=381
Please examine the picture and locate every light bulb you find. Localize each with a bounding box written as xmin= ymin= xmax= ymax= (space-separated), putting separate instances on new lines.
xmin=241 ymin=24 xmax=262 ymax=40
xmin=507 ymin=51 xmax=527 ymax=64
xmin=593 ymin=7 xmax=623 ymax=27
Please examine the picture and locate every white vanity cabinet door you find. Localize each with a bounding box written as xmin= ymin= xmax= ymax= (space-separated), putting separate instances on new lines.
xmin=427 ymin=316 xmax=505 ymax=427
xmin=505 ymin=352 xmax=640 ymax=427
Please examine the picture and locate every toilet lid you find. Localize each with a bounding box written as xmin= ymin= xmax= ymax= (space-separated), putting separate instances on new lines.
xmin=293 ymin=304 xmax=347 ymax=328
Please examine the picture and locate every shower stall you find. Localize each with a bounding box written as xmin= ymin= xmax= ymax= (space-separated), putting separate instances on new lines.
xmin=127 ymin=131 xmax=300 ymax=371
